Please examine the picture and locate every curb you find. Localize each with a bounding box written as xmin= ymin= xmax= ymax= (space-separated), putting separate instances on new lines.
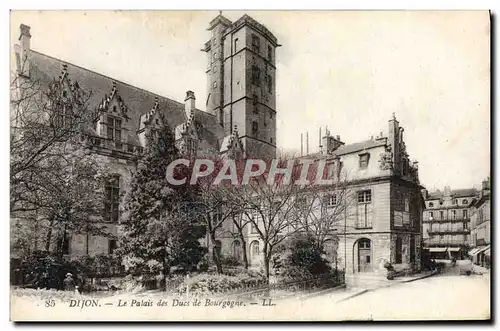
xmin=298 ymin=284 xmax=346 ymax=301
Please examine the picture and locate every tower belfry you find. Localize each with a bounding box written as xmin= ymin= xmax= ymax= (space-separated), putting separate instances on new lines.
xmin=202 ymin=14 xmax=280 ymax=160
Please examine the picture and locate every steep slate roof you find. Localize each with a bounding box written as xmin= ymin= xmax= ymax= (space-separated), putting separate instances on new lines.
xmin=19 ymin=47 xmax=226 ymax=152
xmin=427 ymin=188 xmax=477 ymax=200
xmin=333 ymin=139 xmax=386 ymax=156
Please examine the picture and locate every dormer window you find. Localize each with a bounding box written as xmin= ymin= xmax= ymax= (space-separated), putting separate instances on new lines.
xmin=113 ymin=105 xmax=117 ymax=113
xmin=359 ymin=153 xmax=370 ymax=169
xmin=462 ymin=199 xmax=468 ymax=205
xmin=107 ymin=116 xmax=122 ymax=149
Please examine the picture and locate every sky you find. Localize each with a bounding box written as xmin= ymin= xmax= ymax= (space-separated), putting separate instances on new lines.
xmin=9 ymin=10 xmax=490 ymax=191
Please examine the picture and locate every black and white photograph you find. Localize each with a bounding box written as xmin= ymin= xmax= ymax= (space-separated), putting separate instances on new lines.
xmin=8 ymin=9 xmax=491 ymax=321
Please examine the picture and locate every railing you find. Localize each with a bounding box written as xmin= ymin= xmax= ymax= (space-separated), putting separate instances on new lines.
xmin=208 ymin=271 xmax=345 ymax=301
xmin=427 ymin=228 xmax=470 ymax=234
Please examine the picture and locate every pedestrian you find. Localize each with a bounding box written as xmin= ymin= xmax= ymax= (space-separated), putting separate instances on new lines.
xmin=63 ymin=273 xmax=76 ymax=292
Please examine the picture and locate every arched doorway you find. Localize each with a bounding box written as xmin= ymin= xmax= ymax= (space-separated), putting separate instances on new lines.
xmin=250 ymin=240 xmax=260 ymax=266
xmin=232 ymin=240 xmax=242 ymax=262
xmin=357 ymin=238 xmax=372 ymax=272
xmin=395 ymin=236 xmax=402 ymax=264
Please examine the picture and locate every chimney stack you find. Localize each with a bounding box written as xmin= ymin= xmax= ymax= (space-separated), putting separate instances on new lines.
xmin=184 ymin=90 xmax=196 ymax=119
xmin=19 ymin=24 xmax=31 ymax=76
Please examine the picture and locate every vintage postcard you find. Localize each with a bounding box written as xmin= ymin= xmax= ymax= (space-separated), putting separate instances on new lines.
xmin=9 ymin=10 xmax=491 ymax=321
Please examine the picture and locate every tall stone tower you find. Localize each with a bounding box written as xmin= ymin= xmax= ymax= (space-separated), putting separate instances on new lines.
xmin=203 ymin=13 xmax=279 ymax=160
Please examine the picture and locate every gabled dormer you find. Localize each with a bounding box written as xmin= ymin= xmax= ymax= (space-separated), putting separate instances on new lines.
xmin=138 ymin=97 xmax=165 ymax=148
xmin=95 ymin=81 xmax=132 ymax=151
xmin=220 ymin=125 xmax=245 ymax=160
xmin=48 ymin=64 xmax=89 ymax=130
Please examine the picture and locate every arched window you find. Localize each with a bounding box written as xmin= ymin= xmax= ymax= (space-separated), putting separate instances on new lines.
xmin=250 ymin=240 xmax=260 ymax=255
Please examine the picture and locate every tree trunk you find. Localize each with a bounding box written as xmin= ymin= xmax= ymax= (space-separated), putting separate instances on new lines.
xmin=263 ymin=243 xmax=271 ymax=282
xmin=238 ymin=231 xmax=249 ymax=269
xmin=44 ymin=217 xmax=54 ymax=252
xmin=210 ymin=231 xmax=223 ymax=274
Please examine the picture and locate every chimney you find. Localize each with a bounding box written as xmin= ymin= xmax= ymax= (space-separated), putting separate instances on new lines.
xmin=323 ymin=133 xmax=344 ymax=154
xmin=19 ymin=24 xmax=31 ymax=76
xmin=184 ymin=91 xmax=196 ymax=119
xmin=443 ymin=185 xmax=451 ymax=197
xmin=388 ymin=113 xmax=400 ymax=173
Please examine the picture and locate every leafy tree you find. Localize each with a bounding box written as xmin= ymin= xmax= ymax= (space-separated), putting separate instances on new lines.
xmin=117 ymin=121 xmax=206 ymax=289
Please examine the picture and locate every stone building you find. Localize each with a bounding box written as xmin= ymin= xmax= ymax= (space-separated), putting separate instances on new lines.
xmin=422 ymin=187 xmax=477 ymax=260
xmin=11 ymin=13 xmax=278 ymax=258
xmin=326 ymin=114 xmax=424 ymax=274
xmin=469 ymin=178 xmax=491 ymax=267
xmin=214 ymin=114 xmax=425 ymax=274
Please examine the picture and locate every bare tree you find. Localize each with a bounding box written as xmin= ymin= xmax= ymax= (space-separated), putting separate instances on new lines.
xmin=10 ymin=61 xmax=98 ymax=215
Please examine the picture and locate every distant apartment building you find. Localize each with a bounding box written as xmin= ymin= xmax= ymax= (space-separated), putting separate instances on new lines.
xmin=422 ymin=187 xmax=477 ymax=259
xmin=469 ymin=178 xmax=491 ymax=267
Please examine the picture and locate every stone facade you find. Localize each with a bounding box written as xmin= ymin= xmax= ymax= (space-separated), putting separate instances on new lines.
xmin=422 ymin=186 xmax=477 ymax=259
xmin=12 ymin=14 xmax=277 ymax=259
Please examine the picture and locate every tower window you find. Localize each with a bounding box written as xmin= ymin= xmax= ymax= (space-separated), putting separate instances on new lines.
xmin=269 ymin=110 xmax=273 ymax=119
xmin=251 ymin=66 xmax=260 ymax=86
xmin=252 ymin=34 xmax=260 ymax=53
xmin=234 ymin=38 xmax=239 ymax=53
xmin=253 ymin=94 xmax=259 ymax=114
xmin=213 ymin=81 xmax=217 ymax=89
xmin=213 ymin=65 xmax=217 ymax=73
xmin=268 ymin=45 xmax=273 ymax=62
xmin=252 ymin=121 xmax=258 ymax=135
xmin=267 ymin=74 xmax=273 ymax=93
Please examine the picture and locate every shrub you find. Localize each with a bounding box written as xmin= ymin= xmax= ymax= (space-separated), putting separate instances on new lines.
xmin=220 ymin=255 xmax=241 ymax=267
xmin=274 ymin=233 xmax=332 ymax=278
xmin=176 ymin=272 xmax=266 ymax=296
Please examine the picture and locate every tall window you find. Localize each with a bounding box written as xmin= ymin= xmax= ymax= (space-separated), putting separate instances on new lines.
xmin=252 ymin=34 xmax=260 ymax=53
xmin=55 ymin=104 xmax=73 ymax=129
xmin=267 ymin=74 xmax=273 ymax=93
xmin=463 ymin=209 xmax=468 ymax=219
xmin=357 ymin=190 xmax=372 ymax=228
xmin=440 ymin=210 xmax=444 ymax=220
xmin=267 ymin=45 xmax=273 ymax=62
xmin=107 ymin=116 xmax=122 ymax=149
xmin=251 ymin=65 xmax=261 ymax=86
xmin=429 ymin=211 xmax=433 ymax=219
xmin=404 ymin=198 xmax=410 ymax=212
xmin=452 ymin=199 xmax=458 ymax=205
xmin=234 ymin=38 xmax=239 ymax=53
xmin=451 ymin=210 xmax=456 ymax=220
xmin=252 ymin=94 xmax=259 ymax=114
xmin=105 ymin=175 xmax=120 ymax=223
xmin=359 ymin=153 xmax=370 ymax=169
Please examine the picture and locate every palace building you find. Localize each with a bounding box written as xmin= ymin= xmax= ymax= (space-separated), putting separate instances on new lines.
xmin=12 ymin=13 xmax=424 ymax=277
xmin=12 ymin=13 xmax=278 ymax=258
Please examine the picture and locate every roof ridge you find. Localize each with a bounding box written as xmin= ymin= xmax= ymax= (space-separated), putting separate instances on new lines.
xmin=28 ymin=48 xmax=206 ymax=113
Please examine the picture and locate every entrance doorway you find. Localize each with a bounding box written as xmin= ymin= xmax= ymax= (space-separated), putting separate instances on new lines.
xmin=358 ymin=238 xmax=372 ymax=272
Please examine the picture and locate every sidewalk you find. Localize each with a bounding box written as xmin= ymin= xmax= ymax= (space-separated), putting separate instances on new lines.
xmin=336 ymin=270 xmax=437 ymax=303
xmin=472 ymin=264 xmax=490 ymax=275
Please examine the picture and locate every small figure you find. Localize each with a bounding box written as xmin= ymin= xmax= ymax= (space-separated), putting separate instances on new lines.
xmin=63 ymin=273 xmax=76 ymax=292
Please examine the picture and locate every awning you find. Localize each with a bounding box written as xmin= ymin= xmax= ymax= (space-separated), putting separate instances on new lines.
xmin=483 ymin=247 xmax=491 ymax=257
xmin=448 ymin=247 xmax=461 ymax=252
xmin=468 ymin=246 xmax=489 ymax=257
xmin=468 ymin=247 xmax=482 ymax=256
xmin=429 ymin=247 xmax=448 ymax=252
